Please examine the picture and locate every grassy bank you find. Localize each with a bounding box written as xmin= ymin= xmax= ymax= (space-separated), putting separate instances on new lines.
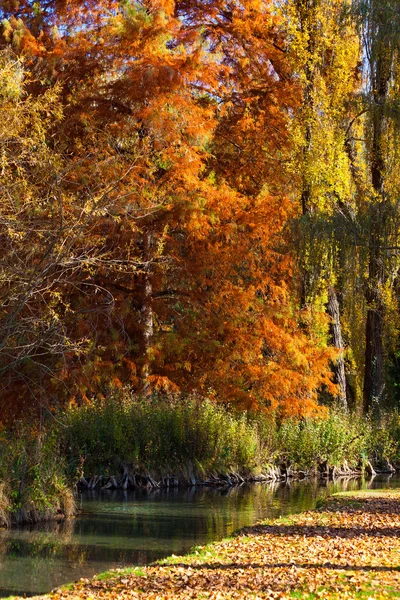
xmin=31 ymin=489 xmax=400 ymax=599
xmin=62 ymin=392 xmax=400 ymax=484
xmin=1 ymin=391 xmax=400 ymax=525
xmin=0 ymin=425 xmax=74 ymax=527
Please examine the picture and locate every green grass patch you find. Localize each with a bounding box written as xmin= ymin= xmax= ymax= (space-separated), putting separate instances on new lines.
xmin=95 ymin=566 xmax=146 ymax=581
xmin=159 ymin=541 xmax=225 ymax=565
xmin=333 ymin=489 xmax=400 ymax=498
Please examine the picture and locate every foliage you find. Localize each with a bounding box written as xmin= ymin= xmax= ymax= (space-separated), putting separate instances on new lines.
xmin=0 ymin=0 xmax=337 ymax=418
xmin=0 ymin=0 xmax=400 ymax=422
xmin=367 ymin=410 xmax=400 ymax=465
xmin=61 ymin=392 xmax=398 ymax=477
xmin=0 ymin=424 xmax=74 ymax=526
xmin=63 ymin=392 xmax=264 ymax=476
xmin=277 ymin=410 xmax=370 ymax=469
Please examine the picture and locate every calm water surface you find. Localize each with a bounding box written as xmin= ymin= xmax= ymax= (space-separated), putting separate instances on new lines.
xmin=1 ymin=475 xmax=399 ymax=597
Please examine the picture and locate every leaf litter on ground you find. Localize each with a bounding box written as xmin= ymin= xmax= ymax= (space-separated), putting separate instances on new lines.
xmin=29 ymin=489 xmax=400 ymax=599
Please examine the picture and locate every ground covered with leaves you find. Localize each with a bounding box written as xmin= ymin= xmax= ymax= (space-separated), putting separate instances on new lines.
xmin=36 ymin=490 xmax=400 ymax=599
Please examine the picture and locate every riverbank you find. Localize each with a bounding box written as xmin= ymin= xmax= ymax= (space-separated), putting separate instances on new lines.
xmin=63 ymin=395 xmax=400 ymax=488
xmin=0 ymin=426 xmax=75 ymax=528
xmin=34 ymin=489 xmax=400 ymax=599
xmin=1 ymin=394 xmax=400 ymax=526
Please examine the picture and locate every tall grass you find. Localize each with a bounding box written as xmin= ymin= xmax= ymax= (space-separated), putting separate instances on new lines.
xmin=256 ymin=409 xmax=400 ymax=471
xmin=63 ymin=393 xmax=263 ymax=478
xmin=0 ymin=424 xmax=74 ymax=526
xmin=276 ymin=411 xmax=369 ymax=470
xmin=62 ymin=391 xmax=400 ymax=479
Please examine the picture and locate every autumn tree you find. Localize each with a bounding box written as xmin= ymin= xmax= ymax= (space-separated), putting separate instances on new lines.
xmin=0 ymin=45 xmax=149 ymax=417
xmin=0 ymin=0 xmax=339 ymax=417
xmin=146 ymin=0 xmax=337 ymax=414
xmin=0 ymin=0 xmax=222 ymax=409
xmin=0 ymin=48 xmax=70 ymax=417
xmin=281 ymin=0 xmax=361 ymax=409
xmin=354 ymin=0 xmax=400 ymax=412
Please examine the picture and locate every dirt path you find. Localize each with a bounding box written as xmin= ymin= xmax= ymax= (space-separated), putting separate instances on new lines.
xmin=35 ymin=490 xmax=400 ymax=599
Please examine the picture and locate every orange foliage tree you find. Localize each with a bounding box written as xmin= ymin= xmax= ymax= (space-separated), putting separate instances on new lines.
xmin=0 ymin=0 xmax=335 ymax=418
xmin=137 ymin=0 xmax=337 ymax=414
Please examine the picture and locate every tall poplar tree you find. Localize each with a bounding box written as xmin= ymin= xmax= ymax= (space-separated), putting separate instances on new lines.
xmin=282 ymin=0 xmax=361 ymax=409
xmin=356 ymin=0 xmax=400 ymax=412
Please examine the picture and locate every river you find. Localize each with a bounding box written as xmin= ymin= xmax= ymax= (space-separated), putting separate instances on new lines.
xmin=0 ymin=475 xmax=399 ymax=597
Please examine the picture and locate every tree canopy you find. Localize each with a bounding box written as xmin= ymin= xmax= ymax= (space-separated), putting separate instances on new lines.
xmin=1 ymin=0 xmax=400 ymax=421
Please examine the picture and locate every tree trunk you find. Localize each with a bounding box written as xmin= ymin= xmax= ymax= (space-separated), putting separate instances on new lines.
xmin=300 ymin=171 xmax=311 ymax=313
xmin=363 ymin=297 xmax=384 ymax=412
xmin=299 ymin=62 xmax=313 ymax=312
xmin=140 ymin=231 xmax=153 ymax=395
xmin=297 ymin=0 xmax=314 ymax=312
xmin=327 ymin=286 xmax=347 ymax=410
xmin=363 ymin=45 xmax=390 ymax=413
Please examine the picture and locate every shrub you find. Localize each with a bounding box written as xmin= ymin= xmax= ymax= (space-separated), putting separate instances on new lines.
xmin=366 ymin=410 xmax=400 ymax=466
xmin=0 ymin=424 xmax=74 ymax=525
xmin=276 ymin=409 xmax=371 ymax=470
xmin=2 ymin=392 xmax=400 ymax=530
xmin=62 ymin=392 xmax=400 ymax=478
xmin=63 ymin=392 xmax=264 ymax=477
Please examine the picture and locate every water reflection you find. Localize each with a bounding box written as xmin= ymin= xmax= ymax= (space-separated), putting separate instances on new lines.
xmin=0 ymin=475 xmax=398 ymax=597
